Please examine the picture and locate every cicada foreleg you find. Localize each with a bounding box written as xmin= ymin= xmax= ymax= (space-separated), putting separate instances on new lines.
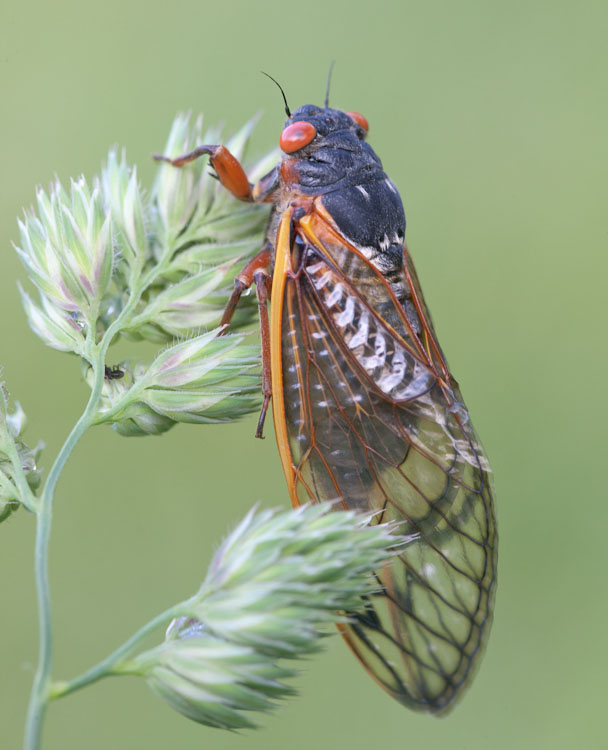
xmin=154 ymin=142 xmax=280 ymax=204
xmin=154 ymin=144 xmax=255 ymax=201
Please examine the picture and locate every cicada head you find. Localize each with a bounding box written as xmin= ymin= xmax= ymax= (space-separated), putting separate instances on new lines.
xmin=280 ymin=105 xmax=369 ymax=153
xmin=278 ymin=105 xmax=383 ymax=193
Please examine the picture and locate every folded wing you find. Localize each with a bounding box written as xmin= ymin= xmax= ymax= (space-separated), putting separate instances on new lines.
xmin=273 ymin=226 xmax=497 ymax=713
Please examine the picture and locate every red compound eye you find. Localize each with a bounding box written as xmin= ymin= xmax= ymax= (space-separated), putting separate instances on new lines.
xmin=346 ymin=111 xmax=369 ymax=134
xmin=280 ymin=121 xmax=317 ymax=153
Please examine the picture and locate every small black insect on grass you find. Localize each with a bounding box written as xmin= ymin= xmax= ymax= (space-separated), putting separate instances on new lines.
xmin=104 ymin=365 xmax=124 ymax=380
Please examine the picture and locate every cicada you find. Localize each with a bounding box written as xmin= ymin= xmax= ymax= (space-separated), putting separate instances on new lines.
xmin=156 ymin=87 xmax=497 ymax=714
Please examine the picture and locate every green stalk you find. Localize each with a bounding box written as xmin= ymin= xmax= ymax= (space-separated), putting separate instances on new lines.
xmin=24 ymin=359 xmax=106 ymax=750
xmin=49 ymin=603 xmax=187 ymax=700
xmin=23 ymin=294 xmax=150 ymax=750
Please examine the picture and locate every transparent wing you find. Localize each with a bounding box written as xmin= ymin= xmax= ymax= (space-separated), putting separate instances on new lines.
xmin=273 ymin=224 xmax=497 ymax=713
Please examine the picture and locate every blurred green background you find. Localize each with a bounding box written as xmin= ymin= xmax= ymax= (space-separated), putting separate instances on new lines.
xmin=1 ymin=0 xmax=606 ymax=748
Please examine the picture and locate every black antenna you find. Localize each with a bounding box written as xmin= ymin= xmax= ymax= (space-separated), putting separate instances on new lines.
xmin=261 ymin=71 xmax=292 ymax=118
xmin=324 ymin=60 xmax=335 ymax=107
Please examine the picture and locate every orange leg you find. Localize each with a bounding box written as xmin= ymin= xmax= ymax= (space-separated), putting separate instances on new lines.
xmin=252 ymin=272 xmax=272 ymax=439
xmin=219 ymin=248 xmax=273 ymax=329
xmin=154 ymin=144 xmax=253 ymax=202
xmin=219 ymin=248 xmax=274 ymax=438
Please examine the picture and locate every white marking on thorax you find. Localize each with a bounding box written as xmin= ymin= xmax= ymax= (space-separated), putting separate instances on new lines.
xmin=385 ymin=178 xmax=397 ymax=194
